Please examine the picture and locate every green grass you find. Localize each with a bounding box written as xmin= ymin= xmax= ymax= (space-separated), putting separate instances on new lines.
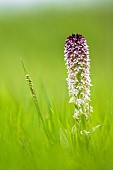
xmin=0 ymin=5 xmax=113 ymax=170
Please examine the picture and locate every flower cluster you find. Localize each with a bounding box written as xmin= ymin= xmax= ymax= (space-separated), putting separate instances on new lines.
xmin=64 ymin=34 xmax=93 ymax=120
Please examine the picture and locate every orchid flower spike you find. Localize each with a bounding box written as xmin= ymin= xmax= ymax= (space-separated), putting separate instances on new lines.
xmin=64 ymin=33 xmax=93 ymax=121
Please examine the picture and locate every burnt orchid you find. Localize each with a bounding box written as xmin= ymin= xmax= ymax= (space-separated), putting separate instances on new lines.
xmin=64 ymin=34 xmax=93 ymax=121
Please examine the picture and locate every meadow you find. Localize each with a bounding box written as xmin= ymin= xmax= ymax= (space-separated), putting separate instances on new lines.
xmin=0 ymin=4 xmax=113 ymax=170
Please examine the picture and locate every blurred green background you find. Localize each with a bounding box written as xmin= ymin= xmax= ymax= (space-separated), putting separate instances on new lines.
xmin=0 ymin=3 xmax=113 ymax=117
xmin=0 ymin=1 xmax=113 ymax=170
